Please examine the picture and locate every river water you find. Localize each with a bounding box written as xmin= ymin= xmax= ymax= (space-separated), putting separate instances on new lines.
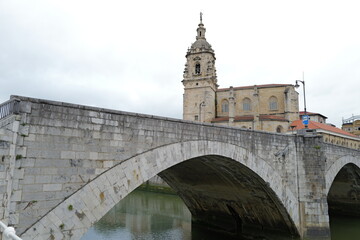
xmin=81 ymin=190 xmax=360 ymax=240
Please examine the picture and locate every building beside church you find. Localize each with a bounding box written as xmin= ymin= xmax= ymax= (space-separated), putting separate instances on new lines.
xmin=290 ymin=119 xmax=360 ymax=149
xmin=182 ymin=17 xmax=299 ymax=133
xmin=342 ymin=115 xmax=360 ymax=137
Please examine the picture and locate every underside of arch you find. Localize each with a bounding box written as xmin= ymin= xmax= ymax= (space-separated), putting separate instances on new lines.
xmin=159 ymin=155 xmax=298 ymax=238
xmin=328 ymin=163 xmax=360 ymax=217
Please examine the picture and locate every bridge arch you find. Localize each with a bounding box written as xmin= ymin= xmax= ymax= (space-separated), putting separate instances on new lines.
xmin=325 ymin=155 xmax=360 ymax=194
xmin=21 ymin=140 xmax=299 ymax=239
xmin=326 ymin=155 xmax=360 ymax=217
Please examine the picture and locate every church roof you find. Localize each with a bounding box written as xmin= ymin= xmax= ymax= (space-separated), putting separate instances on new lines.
xmin=217 ymin=84 xmax=293 ymax=92
xmin=260 ymin=115 xmax=288 ymax=121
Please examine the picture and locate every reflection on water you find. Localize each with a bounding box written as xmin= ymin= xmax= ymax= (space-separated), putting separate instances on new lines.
xmin=81 ymin=190 xmax=360 ymax=240
xmin=81 ymin=190 xmax=192 ymax=240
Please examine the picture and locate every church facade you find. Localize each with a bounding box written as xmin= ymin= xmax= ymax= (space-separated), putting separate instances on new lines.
xmin=182 ymin=18 xmax=299 ymax=133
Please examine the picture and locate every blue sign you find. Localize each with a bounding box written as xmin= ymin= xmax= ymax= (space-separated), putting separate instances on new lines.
xmin=302 ymin=115 xmax=309 ymax=125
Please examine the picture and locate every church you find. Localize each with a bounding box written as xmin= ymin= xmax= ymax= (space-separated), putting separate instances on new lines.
xmin=182 ymin=16 xmax=299 ymax=133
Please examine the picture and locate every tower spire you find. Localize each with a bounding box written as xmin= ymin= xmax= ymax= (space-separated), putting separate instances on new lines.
xmin=196 ymin=12 xmax=206 ymax=40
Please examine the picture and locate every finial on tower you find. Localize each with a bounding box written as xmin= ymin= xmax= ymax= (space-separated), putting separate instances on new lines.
xmin=200 ymin=12 xmax=203 ymax=24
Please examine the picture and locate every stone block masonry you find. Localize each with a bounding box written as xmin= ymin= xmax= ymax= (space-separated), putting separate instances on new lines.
xmin=0 ymin=95 xmax=359 ymax=240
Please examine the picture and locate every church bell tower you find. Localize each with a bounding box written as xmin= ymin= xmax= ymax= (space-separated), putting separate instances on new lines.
xmin=182 ymin=13 xmax=218 ymax=122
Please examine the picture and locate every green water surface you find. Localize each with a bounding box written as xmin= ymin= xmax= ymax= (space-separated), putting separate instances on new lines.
xmin=81 ymin=190 xmax=360 ymax=240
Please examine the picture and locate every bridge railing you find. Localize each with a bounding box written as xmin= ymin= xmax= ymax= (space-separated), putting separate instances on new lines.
xmin=0 ymin=221 xmax=22 ymax=240
xmin=0 ymin=99 xmax=20 ymax=120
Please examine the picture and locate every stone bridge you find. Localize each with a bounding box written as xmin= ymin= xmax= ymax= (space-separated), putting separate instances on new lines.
xmin=0 ymin=96 xmax=359 ymax=240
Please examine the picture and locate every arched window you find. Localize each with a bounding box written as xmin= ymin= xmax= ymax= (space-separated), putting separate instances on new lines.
xmin=269 ymin=96 xmax=278 ymax=110
xmin=276 ymin=126 xmax=283 ymax=133
xmin=195 ymin=63 xmax=201 ymax=74
xmin=242 ymin=98 xmax=252 ymax=111
xmin=221 ymin=100 xmax=229 ymax=113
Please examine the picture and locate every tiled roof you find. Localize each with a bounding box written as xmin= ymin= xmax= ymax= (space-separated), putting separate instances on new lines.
xmin=211 ymin=115 xmax=254 ymax=122
xmin=259 ymin=115 xmax=288 ymax=121
xmin=289 ymin=120 xmax=359 ymax=138
xmin=211 ymin=117 xmax=230 ymax=122
xmin=211 ymin=115 xmax=287 ymax=122
xmin=234 ymin=115 xmax=254 ymax=121
xmin=217 ymin=84 xmax=292 ymax=92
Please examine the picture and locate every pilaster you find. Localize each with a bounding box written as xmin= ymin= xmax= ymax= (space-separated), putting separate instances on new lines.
xmin=296 ymin=134 xmax=331 ymax=239
xmin=228 ymin=86 xmax=235 ymax=126
xmin=1 ymin=115 xmax=21 ymax=226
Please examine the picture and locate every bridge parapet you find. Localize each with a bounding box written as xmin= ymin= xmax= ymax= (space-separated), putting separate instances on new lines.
xmin=0 ymin=99 xmax=20 ymax=120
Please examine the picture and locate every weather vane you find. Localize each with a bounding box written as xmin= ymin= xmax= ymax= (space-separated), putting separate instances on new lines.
xmin=200 ymin=12 xmax=203 ymax=23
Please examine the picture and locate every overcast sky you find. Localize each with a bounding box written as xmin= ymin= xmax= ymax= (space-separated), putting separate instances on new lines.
xmin=1 ymin=0 xmax=359 ymax=127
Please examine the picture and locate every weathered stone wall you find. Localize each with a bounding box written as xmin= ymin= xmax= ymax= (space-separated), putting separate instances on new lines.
xmin=0 ymin=116 xmax=13 ymax=221
xmin=293 ymin=137 xmax=360 ymax=238
xmin=0 ymin=96 xmax=359 ymax=239
xmin=294 ymin=135 xmax=330 ymax=238
xmin=0 ymin=114 xmax=25 ymax=228
xmin=1 ymin=96 xmax=299 ymax=236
